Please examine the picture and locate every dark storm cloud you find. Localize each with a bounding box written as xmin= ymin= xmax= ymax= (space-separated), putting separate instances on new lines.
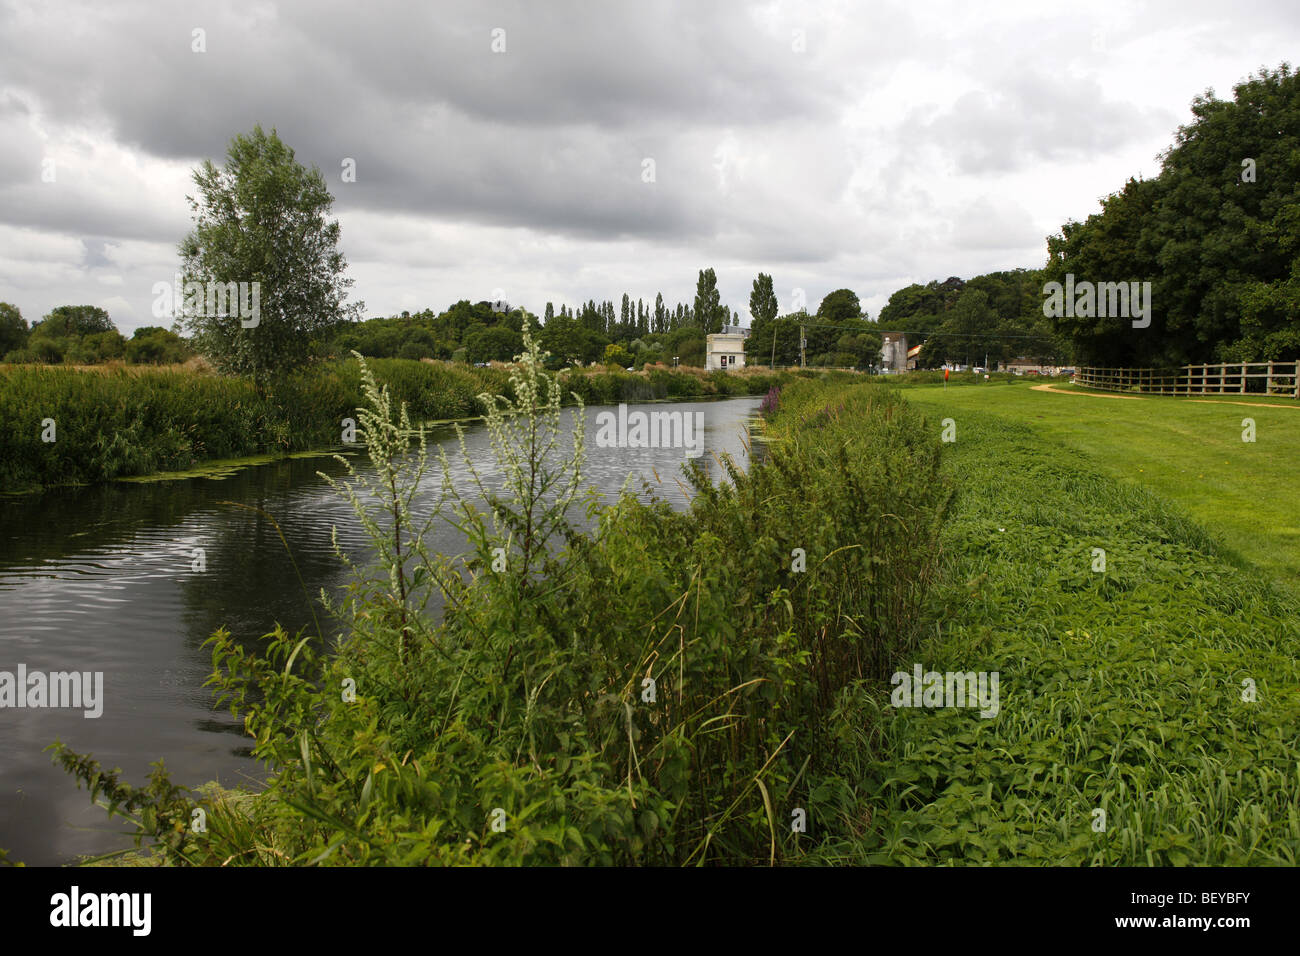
xmin=0 ymin=0 xmax=847 ymax=243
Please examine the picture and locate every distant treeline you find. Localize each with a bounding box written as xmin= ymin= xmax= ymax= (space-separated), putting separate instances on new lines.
xmin=878 ymin=269 xmax=1070 ymax=369
xmin=0 ymin=303 xmax=191 ymax=365
xmin=341 ymin=280 xmax=884 ymax=371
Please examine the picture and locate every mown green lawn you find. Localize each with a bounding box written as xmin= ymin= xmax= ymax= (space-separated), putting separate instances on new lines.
xmin=900 ymin=381 xmax=1300 ymax=592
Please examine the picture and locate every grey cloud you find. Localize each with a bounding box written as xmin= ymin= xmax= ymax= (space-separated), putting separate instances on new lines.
xmin=81 ymin=237 xmax=113 ymax=268
xmin=2 ymin=0 xmax=1298 ymax=330
xmin=0 ymin=0 xmax=845 ymax=246
xmin=903 ymin=71 xmax=1176 ymax=175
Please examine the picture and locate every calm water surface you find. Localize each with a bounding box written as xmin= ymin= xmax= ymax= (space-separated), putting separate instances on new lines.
xmin=0 ymin=397 xmax=760 ymax=864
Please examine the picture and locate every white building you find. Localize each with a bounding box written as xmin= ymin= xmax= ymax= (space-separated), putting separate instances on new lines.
xmin=880 ymin=331 xmax=909 ymax=372
xmin=706 ymin=325 xmax=750 ymax=370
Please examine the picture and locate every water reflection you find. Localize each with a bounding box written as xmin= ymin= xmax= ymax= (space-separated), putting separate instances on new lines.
xmin=0 ymin=397 xmax=760 ymax=864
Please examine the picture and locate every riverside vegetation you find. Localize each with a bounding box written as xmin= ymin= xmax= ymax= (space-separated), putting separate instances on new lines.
xmin=42 ymin=333 xmax=948 ymax=865
xmin=31 ymin=347 xmax=1294 ymax=865
xmin=0 ymin=357 xmax=795 ymax=493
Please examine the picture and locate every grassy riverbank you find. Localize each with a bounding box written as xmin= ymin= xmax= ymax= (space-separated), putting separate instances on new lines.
xmin=0 ymin=358 xmax=798 ymax=493
xmin=42 ymin=368 xmax=1293 ymax=866
xmin=822 ymin=394 xmax=1300 ymax=864
xmin=901 ymin=382 xmax=1300 ymax=589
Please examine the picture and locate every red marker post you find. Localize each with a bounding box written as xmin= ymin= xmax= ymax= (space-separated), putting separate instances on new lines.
xmin=944 ymin=367 xmax=949 ymax=389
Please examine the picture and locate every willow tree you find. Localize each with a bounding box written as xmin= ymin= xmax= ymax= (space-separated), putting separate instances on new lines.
xmin=178 ymin=125 xmax=362 ymax=385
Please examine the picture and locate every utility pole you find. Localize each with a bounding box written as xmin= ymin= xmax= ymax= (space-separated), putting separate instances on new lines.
xmin=800 ymin=322 xmax=806 ymax=368
xmin=771 ymin=325 xmax=778 ymax=370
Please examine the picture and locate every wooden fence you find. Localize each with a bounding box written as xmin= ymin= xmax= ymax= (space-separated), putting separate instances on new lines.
xmin=1074 ymin=362 xmax=1300 ymax=397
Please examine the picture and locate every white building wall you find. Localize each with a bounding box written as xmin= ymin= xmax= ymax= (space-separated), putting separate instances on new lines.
xmin=706 ymin=333 xmax=748 ymax=371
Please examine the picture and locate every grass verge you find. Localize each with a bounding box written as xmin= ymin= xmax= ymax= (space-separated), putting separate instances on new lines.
xmin=815 ymin=402 xmax=1300 ymax=864
xmin=900 ymin=382 xmax=1300 ymax=589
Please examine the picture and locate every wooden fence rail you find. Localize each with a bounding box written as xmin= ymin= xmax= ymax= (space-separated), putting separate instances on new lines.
xmin=1074 ymin=362 xmax=1300 ymax=398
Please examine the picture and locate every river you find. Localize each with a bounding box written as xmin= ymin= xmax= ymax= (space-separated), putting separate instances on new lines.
xmin=0 ymin=396 xmax=761 ymax=865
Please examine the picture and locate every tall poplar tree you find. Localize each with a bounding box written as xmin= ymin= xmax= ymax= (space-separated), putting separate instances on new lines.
xmin=694 ymin=268 xmax=722 ymax=333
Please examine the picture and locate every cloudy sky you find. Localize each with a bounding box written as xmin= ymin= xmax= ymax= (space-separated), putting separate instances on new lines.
xmin=1 ymin=0 xmax=1296 ymax=333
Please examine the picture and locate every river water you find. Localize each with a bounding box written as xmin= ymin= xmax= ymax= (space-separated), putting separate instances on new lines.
xmin=0 ymin=396 xmax=761 ymax=865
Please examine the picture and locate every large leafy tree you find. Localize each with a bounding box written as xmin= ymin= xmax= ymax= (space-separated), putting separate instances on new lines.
xmin=466 ymin=325 xmax=524 ymax=363
xmin=816 ymin=288 xmax=862 ymax=324
xmin=920 ymin=288 xmax=995 ymax=367
xmin=1044 ymin=176 xmax=1163 ymax=365
xmin=21 ymin=306 xmax=123 ymax=365
xmin=745 ymin=311 xmax=804 ymax=366
xmin=125 ymin=326 xmax=192 ymax=364
xmin=31 ymin=305 xmax=114 ymax=339
xmin=538 ymin=312 xmax=607 ymax=365
xmin=178 ymin=125 xmax=362 ymax=384
xmin=0 ymin=302 xmax=28 ymax=356
xmin=805 ymin=288 xmax=872 ymax=362
xmin=1045 ymin=63 xmax=1300 ymax=365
